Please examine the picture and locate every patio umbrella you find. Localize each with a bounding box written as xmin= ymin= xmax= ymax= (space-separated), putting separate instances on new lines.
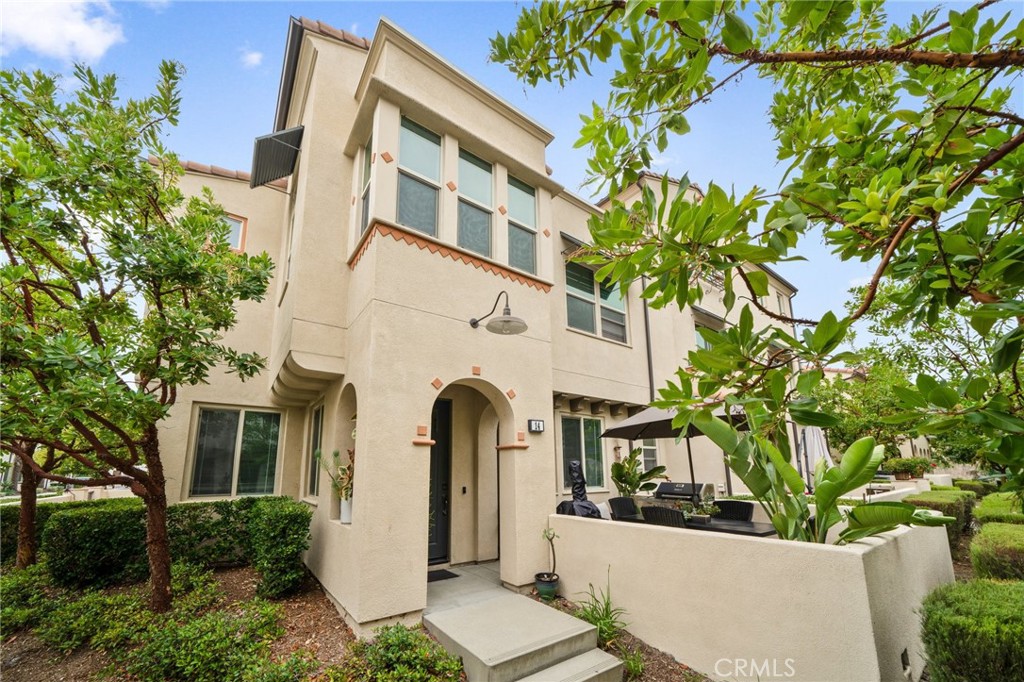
xmin=601 ymin=407 xmax=747 ymax=501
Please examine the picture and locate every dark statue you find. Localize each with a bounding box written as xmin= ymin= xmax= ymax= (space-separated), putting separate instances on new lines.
xmin=555 ymin=460 xmax=602 ymax=518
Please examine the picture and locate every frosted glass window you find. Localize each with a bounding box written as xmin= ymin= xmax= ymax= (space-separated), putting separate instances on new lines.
xmin=567 ymin=296 xmax=596 ymax=334
xmin=507 ymin=177 xmax=536 ymax=228
xmin=398 ymin=173 xmax=438 ymax=236
xmin=458 ymin=201 xmax=491 ymax=257
xmin=459 ymin=150 xmax=492 ymax=206
xmin=508 ymin=223 xmax=536 ymax=274
xmin=400 ymin=118 xmax=440 ymax=181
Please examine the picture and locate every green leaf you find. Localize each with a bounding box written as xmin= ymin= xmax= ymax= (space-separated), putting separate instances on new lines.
xmin=722 ymin=12 xmax=755 ymax=53
xmin=789 ymin=406 xmax=840 ymax=428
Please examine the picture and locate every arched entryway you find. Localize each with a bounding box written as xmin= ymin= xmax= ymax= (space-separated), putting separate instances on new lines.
xmin=427 ymin=379 xmax=514 ymax=567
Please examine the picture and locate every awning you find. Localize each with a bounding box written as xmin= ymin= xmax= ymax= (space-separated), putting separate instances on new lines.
xmin=249 ymin=125 xmax=304 ymax=188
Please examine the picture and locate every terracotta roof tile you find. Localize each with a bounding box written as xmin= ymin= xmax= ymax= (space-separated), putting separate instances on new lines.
xmin=148 ymin=156 xmax=288 ymax=189
xmin=298 ymin=17 xmax=371 ymax=50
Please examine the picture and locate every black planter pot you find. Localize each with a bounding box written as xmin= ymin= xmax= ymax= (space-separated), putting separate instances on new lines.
xmin=535 ymin=572 xmax=559 ymax=601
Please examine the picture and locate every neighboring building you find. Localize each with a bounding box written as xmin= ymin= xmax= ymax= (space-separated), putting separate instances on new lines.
xmin=161 ymin=17 xmax=798 ymax=634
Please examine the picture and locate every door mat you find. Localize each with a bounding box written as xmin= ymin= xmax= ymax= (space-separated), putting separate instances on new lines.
xmin=427 ymin=569 xmax=459 ymax=583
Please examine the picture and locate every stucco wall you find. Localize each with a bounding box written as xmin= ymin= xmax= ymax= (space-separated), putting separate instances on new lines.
xmin=548 ymin=515 xmax=952 ymax=682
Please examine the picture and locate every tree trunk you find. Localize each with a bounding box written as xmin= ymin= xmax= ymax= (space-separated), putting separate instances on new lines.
xmin=16 ymin=467 xmax=39 ymax=569
xmin=141 ymin=433 xmax=173 ymax=612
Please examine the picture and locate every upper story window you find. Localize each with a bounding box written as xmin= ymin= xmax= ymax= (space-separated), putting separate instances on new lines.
xmin=397 ymin=118 xmax=441 ymax=236
xmin=507 ymin=177 xmax=536 ymax=274
xmin=777 ymin=292 xmax=788 ymax=316
xmin=361 ymin=136 xmax=373 ymax=233
xmin=565 ymin=262 xmax=627 ymax=343
xmin=457 ymin=149 xmax=493 ymax=257
xmin=641 ymin=439 xmax=658 ymax=472
xmin=223 ymin=214 xmax=246 ymax=252
xmin=190 ymin=407 xmax=281 ymax=497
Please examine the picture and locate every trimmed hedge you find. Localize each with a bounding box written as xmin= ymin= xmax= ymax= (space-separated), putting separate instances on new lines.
xmin=247 ymin=498 xmax=312 ymax=598
xmin=1 ymin=497 xmax=137 ymax=566
xmin=921 ymin=580 xmax=1024 ymax=682
xmin=954 ymin=479 xmax=998 ymax=497
xmin=43 ymin=498 xmax=148 ymax=588
xmin=976 ymin=492 xmax=1024 ymax=525
xmin=970 ymin=522 xmax=1024 ymax=580
xmin=34 ymin=496 xmax=309 ymax=596
xmin=904 ymin=489 xmax=976 ymax=553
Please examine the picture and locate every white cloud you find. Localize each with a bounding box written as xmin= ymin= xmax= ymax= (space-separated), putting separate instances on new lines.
xmin=349 ymin=23 xmax=359 ymax=35
xmin=239 ymin=48 xmax=263 ymax=69
xmin=1 ymin=1 xmax=124 ymax=63
xmin=143 ymin=0 xmax=171 ymax=10
xmin=847 ymin=274 xmax=874 ymax=289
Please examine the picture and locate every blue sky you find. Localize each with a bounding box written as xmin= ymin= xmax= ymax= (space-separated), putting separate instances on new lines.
xmin=1 ymin=0 xmax=1009 ymax=338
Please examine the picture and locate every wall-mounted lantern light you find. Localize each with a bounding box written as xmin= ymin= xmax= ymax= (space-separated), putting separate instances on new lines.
xmin=469 ymin=291 xmax=528 ymax=335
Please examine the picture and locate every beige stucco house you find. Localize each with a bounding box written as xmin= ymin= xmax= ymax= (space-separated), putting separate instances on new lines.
xmin=161 ymin=17 xmax=798 ymax=634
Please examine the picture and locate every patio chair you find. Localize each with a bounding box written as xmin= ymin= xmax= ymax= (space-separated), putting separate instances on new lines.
xmin=640 ymin=505 xmax=688 ymax=528
xmin=608 ymin=497 xmax=645 ymax=523
xmin=713 ymin=500 xmax=754 ymax=522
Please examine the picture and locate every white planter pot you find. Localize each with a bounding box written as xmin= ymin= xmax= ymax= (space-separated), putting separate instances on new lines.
xmin=340 ymin=497 xmax=352 ymax=524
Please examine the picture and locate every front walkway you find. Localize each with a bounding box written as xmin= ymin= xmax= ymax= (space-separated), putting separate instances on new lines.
xmin=425 ymin=561 xmax=507 ymax=614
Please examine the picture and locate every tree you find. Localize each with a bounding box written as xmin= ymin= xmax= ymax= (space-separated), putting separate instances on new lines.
xmin=494 ymin=0 xmax=1023 ymax=513
xmin=0 ymin=63 xmax=273 ymax=609
xmin=812 ymin=361 xmax=919 ymax=459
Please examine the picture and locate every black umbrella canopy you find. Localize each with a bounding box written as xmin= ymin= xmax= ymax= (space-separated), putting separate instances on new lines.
xmin=600 ymin=407 xmax=747 ymax=440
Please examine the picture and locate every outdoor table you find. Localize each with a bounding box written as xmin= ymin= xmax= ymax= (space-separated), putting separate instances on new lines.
xmin=683 ymin=518 xmax=777 ymax=537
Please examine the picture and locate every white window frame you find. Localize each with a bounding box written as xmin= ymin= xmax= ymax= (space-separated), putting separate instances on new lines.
xmin=306 ymin=403 xmax=324 ymax=499
xmin=188 ymin=405 xmax=283 ymax=499
xmin=223 ymin=214 xmax=247 ymax=252
xmin=565 ymin=261 xmax=629 ymax=344
xmin=360 ymin=136 xmax=373 ymax=233
xmin=640 ymin=438 xmax=658 ymax=472
xmin=397 ymin=117 xmax=441 ymax=237
xmin=560 ymin=414 xmax=606 ymax=491
xmin=507 ymin=176 xmax=537 ymax=274
xmin=457 ymin=148 xmax=493 ymax=257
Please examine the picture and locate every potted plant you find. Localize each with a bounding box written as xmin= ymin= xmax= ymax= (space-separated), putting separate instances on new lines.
xmin=883 ymin=457 xmax=918 ymax=480
xmin=535 ymin=527 xmax=559 ymax=600
xmin=317 ymin=448 xmax=354 ymax=523
xmin=610 ymin=447 xmax=668 ymax=498
xmin=680 ymin=499 xmax=720 ymax=524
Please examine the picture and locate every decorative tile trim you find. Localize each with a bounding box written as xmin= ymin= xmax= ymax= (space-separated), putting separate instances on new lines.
xmin=380 ymin=151 xmax=394 ymax=163
xmin=416 ymin=425 xmax=428 ymax=437
xmin=506 ymin=388 xmax=517 ymax=399
xmin=543 ymin=228 xmax=551 ymax=237
xmin=472 ymin=366 xmax=481 ymax=376
xmin=498 ymin=205 xmax=507 ymax=215
xmin=431 ymin=377 xmax=443 ymax=390
xmin=413 ymin=438 xmax=436 ymax=446
xmin=446 ymin=181 xmax=457 ymax=192
xmin=496 ymin=443 xmax=529 ymax=451
xmin=348 ymin=221 xmax=553 ymax=293
xmin=516 ymin=431 xmax=525 ymax=442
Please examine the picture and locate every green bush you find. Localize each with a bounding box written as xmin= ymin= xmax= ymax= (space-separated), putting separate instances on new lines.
xmin=125 ymin=600 xmax=283 ymax=682
xmin=921 ymin=580 xmax=1024 ymax=682
xmin=954 ymin=479 xmax=998 ymax=497
xmin=976 ymin=493 xmax=1024 ymax=525
xmin=970 ymin=523 xmax=1024 ymax=580
xmin=881 ymin=457 xmax=933 ymax=477
xmin=334 ymin=624 xmax=462 ymax=682
xmin=242 ymin=652 xmax=318 ymax=682
xmin=904 ymin=490 xmax=975 ymax=553
xmin=167 ymin=497 xmax=262 ymax=567
xmin=0 ymin=563 xmax=51 ymax=637
xmin=247 ymin=498 xmax=312 ymax=598
xmin=42 ymin=498 xmax=147 ymax=588
xmin=0 ymin=496 xmax=139 ymax=566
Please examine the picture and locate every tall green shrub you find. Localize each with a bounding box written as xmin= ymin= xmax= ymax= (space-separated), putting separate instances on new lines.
xmin=954 ymin=480 xmax=998 ymax=498
xmin=922 ymin=580 xmax=1024 ymax=682
xmin=247 ymin=498 xmax=312 ymax=598
xmin=970 ymin=523 xmax=1024 ymax=580
xmin=0 ymin=497 xmax=138 ymax=566
xmin=42 ymin=499 xmax=148 ymax=588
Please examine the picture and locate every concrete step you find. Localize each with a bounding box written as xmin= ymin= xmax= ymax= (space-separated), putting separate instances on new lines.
xmin=423 ymin=593 xmax=597 ymax=682
xmin=518 ymin=648 xmax=623 ymax=682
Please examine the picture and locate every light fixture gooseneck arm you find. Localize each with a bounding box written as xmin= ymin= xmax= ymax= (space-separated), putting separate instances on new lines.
xmin=469 ymin=291 xmax=510 ymax=328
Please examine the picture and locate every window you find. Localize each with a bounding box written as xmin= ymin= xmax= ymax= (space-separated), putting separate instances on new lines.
xmin=561 ymin=416 xmax=604 ymax=488
xmin=777 ymin=292 xmax=788 ymax=316
xmin=307 ymin=404 xmax=324 ymax=497
xmin=507 ymin=177 xmax=536 ymax=274
xmin=641 ymin=439 xmax=658 ymax=472
xmin=397 ymin=118 xmax=441 ymax=236
xmin=565 ymin=262 xmax=627 ymax=342
xmin=190 ymin=407 xmax=281 ymax=497
xmin=361 ymin=137 xmax=372 ymax=233
xmin=458 ymin=149 xmax=493 ymax=257
xmin=223 ymin=215 xmax=246 ymax=251
xmin=694 ymin=324 xmax=714 ymax=351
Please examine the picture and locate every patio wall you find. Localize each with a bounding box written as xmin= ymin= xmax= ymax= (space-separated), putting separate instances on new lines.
xmin=548 ymin=515 xmax=952 ymax=682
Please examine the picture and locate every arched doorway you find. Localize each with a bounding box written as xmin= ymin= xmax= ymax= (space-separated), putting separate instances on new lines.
xmin=428 ymin=380 xmax=514 ymax=567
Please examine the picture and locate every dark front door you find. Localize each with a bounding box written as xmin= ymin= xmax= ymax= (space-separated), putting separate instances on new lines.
xmin=428 ymin=400 xmax=451 ymax=564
